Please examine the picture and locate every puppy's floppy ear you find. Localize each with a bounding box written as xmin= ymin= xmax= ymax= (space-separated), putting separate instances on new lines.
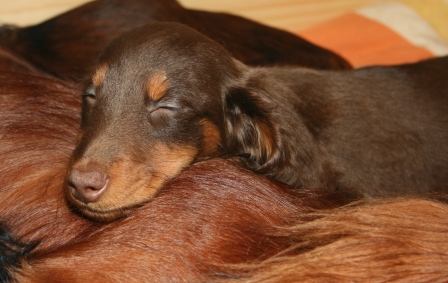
xmin=224 ymin=78 xmax=280 ymax=167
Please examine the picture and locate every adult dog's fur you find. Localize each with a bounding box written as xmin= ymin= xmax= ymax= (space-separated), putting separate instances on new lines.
xmin=221 ymin=198 xmax=448 ymax=283
xmin=0 ymin=0 xmax=350 ymax=82
xmin=67 ymin=22 xmax=448 ymax=221
xmin=2 ymin=160 xmax=340 ymax=283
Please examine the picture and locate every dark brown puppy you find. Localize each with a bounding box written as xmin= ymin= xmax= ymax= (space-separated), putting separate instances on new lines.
xmin=0 ymin=0 xmax=350 ymax=82
xmin=67 ymin=22 xmax=448 ymax=221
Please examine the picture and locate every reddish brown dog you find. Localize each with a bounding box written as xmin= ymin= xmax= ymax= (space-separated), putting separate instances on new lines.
xmin=67 ymin=22 xmax=448 ymax=221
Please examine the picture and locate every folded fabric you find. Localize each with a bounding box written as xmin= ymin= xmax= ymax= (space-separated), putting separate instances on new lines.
xmin=298 ymin=1 xmax=448 ymax=67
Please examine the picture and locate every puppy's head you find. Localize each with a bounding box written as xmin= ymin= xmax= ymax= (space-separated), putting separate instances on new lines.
xmin=66 ymin=23 xmax=279 ymax=221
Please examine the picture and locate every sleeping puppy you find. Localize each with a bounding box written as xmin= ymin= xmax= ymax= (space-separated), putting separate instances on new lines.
xmin=66 ymin=22 xmax=448 ymax=221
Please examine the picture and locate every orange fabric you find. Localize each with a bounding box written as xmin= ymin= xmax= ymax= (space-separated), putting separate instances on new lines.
xmin=298 ymin=13 xmax=434 ymax=68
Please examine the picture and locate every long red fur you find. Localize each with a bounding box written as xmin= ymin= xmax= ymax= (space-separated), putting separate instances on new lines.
xmin=222 ymin=198 xmax=448 ymax=282
xmin=0 ymin=53 xmax=89 ymax=252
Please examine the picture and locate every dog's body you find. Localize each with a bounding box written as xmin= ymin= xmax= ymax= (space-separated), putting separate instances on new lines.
xmin=67 ymin=22 xmax=448 ymax=221
xmin=254 ymin=59 xmax=448 ymax=196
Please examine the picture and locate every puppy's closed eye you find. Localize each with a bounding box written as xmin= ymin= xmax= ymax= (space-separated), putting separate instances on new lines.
xmin=146 ymin=102 xmax=179 ymax=127
xmin=83 ymin=85 xmax=96 ymax=101
xmin=82 ymin=86 xmax=97 ymax=120
xmin=147 ymin=104 xmax=177 ymax=116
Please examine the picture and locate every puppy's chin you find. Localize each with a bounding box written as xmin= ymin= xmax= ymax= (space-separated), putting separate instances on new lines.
xmin=65 ymin=192 xmax=149 ymax=223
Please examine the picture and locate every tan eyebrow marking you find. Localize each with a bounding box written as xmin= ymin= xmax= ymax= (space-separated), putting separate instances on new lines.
xmin=147 ymin=72 xmax=169 ymax=101
xmin=92 ymin=64 xmax=108 ymax=87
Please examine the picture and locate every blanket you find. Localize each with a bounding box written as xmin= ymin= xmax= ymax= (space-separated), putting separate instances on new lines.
xmin=298 ymin=1 xmax=448 ymax=67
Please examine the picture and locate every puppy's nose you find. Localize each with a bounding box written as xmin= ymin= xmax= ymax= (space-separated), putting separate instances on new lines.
xmin=68 ymin=167 xmax=108 ymax=203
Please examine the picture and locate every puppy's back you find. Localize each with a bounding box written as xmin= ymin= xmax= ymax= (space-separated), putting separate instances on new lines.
xmin=320 ymin=57 xmax=448 ymax=196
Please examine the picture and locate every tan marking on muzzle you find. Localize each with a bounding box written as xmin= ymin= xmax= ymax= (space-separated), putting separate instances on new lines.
xmin=199 ymin=119 xmax=222 ymax=156
xmin=69 ymin=143 xmax=198 ymax=221
xmin=147 ymin=72 xmax=169 ymax=101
